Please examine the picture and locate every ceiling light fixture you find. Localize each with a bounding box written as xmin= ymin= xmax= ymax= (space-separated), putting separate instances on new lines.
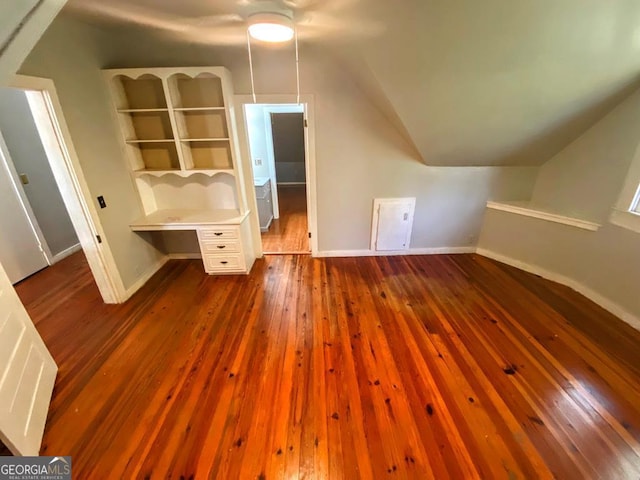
xmin=246 ymin=9 xmax=301 ymax=105
xmin=247 ymin=12 xmax=294 ymax=43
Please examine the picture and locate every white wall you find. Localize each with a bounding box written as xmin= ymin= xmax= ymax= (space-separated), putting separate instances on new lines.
xmin=244 ymin=104 xmax=272 ymax=180
xmin=478 ymin=85 xmax=640 ymax=324
xmin=88 ymin=29 xmax=537 ymax=253
xmin=0 ymin=0 xmax=66 ymax=86
xmin=478 ymin=212 xmax=640 ymax=328
xmin=0 ymin=88 xmax=78 ymax=256
xmin=531 ymin=89 xmax=640 ymax=222
xmin=19 ymin=16 xmax=165 ymax=290
xmin=355 ymin=0 xmax=640 ymax=167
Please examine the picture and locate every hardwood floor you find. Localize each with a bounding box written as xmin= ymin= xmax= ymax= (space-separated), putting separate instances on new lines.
xmin=261 ymin=184 xmax=309 ymax=254
xmin=14 ymin=251 xmax=640 ymax=479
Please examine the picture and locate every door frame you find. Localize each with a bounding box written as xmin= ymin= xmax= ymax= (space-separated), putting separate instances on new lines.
xmin=8 ymin=75 xmax=123 ymax=303
xmin=234 ymin=94 xmax=318 ymax=256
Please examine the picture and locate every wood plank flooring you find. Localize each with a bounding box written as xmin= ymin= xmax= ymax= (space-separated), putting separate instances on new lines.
xmin=14 ymin=251 xmax=640 ymax=479
xmin=261 ymin=184 xmax=309 ymax=254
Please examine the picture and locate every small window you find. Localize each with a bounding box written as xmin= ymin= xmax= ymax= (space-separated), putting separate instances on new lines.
xmin=630 ymin=184 xmax=640 ymax=214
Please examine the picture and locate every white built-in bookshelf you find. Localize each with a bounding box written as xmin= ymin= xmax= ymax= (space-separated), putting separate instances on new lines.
xmin=104 ymin=67 xmax=255 ymax=274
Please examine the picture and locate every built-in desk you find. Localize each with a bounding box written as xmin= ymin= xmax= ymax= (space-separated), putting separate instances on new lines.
xmin=130 ymin=209 xmax=254 ymax=274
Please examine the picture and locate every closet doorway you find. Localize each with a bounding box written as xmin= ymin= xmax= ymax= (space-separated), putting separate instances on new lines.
xmin=239 ymin=97 xmax=317 ymax=256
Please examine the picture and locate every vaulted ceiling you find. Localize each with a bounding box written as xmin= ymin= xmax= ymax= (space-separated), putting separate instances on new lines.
xmin=64 ymin=0 xmax=640 ymax=166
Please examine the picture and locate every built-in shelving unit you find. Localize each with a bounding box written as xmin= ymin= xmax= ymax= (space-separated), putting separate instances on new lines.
xmin=104 ymin=67 xmax=255 ymax=274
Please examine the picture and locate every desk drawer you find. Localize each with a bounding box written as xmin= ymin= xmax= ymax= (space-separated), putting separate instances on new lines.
xmin=200 ymin=239 xmax=241 ymax=254
xmin=203 ymin=254 xmax=245 ymax=272
xmin=198 ymin=227 xmax=239 ymax=241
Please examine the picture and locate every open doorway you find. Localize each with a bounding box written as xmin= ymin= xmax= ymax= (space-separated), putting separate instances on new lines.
xmin=0 ymin=76 xmax=121 ymax=303
xmin=0 ymin=87 xmax=81 ymax=283
xmin=244 ymin=103 xmax=310 ymax=254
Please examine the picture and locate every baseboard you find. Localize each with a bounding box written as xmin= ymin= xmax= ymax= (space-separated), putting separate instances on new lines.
xmin=167 ymin=253 xmax=202 ymax=260
xmin=122 ymin=256 xmax=169 ymax=302
xmin=315 ymin=246 xmax=476 ymax=258
xmin=476 ymin=248 xmax=640 ymax=332
xmin=50 ymin=243 xmax=82 ymax=264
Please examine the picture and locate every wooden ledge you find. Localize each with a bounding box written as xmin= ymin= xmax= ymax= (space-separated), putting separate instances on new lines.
xmin=486 ymin=201 xmax=601 ymax=231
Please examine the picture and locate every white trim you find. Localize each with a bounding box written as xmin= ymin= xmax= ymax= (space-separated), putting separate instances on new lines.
xmin=316 ymin=246 xmax=476 ymax=258
xmin=11 ymin=75 xmax=124 ymax=303
xmin=476 ymin=248 xmax=640 ymax=332
xmin=50 ymin=243 xmax=82 ymax=264
xmin=122 ymin=257 xmax=169 ymax=301
xmin=609 ymin=209 xmax=640 ymax=234
xmin=486 ymin=201 xmax=601 ymax=231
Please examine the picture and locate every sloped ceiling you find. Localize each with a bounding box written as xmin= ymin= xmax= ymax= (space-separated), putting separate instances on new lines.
xmin=64 ymin=0 xmax=640 ymax=166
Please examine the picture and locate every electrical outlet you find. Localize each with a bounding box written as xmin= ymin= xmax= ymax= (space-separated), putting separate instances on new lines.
xmin=97 ymin=195 xmax=107 ymax=208
xmin=255 ymin=158 xmax=263 ymax=166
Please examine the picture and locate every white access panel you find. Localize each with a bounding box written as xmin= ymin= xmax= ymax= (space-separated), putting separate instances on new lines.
xmin=371 ymin=198 xmax=416 ymax=251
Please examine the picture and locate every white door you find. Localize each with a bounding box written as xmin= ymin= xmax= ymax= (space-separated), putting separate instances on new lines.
xmin=0 ymin=260 xmax=57 ymax=455
xmin=0 ymin=132 xmax=48 ymax=283
xmin=372 ymin=198 xmax=416 ymax=251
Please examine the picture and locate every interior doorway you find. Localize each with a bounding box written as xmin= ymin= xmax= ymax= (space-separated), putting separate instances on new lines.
xmin=243 ymin=103 xmax=311 ymax=254
xmin=0 ymin=87 xmax=81 ymax=283
xmin=0 ymin=75 xmax=121 ymax=303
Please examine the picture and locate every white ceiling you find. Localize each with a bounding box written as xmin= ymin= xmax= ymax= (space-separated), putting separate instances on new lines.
xmin=64 ymin=0 xmax=640 ymax=166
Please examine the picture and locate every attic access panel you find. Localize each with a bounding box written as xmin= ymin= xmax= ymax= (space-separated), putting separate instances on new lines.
xmin=371 ymin=198 xmax=416 ymax=251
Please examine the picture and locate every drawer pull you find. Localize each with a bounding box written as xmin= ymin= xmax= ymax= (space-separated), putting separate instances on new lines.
xmin=220 ymin=261 xmax=228 ymax=265
xmin=214 ymin=232 xmax=223 ymax=236
xmin=217 ymin=245 xmax=226 ymax=249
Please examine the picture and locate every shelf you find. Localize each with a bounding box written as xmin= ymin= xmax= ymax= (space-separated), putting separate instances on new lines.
xmin=118 ymin=108 xmax=168 ymax=113
xmin=175 ymin=109 xmax=229 ymax=140
xmin=131 ymin=142 xmax=181 ymax=170
xmin=126 ymin=139 xmax=175 ymax=144
xmin=486 ymin=201 xmax=601 ymax=231
xmin=121 ymin=110 xmax=174 ymax=142
xmin=116 ymin=75 xmax=167 ymax=110
xmin=180 ymin=138 xmax=229 ymax=142
xmin=182 ymin=141 xmax=232 ymax=170
xmin=173 ymin=107 xmax=226 ymax=111
xmin=130 ymin=209 xmax=248 ymax=231
xmin=133 ymin=169 xmax=234 ymax=178
xmin=169 ymin=74 xmax=225 ymax=109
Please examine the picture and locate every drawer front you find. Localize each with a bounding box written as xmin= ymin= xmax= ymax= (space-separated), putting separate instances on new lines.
xmin=198 ymin=227 xmax=239 ymax=241
xmin=203 ymin=254 xmax=245 ymax=272
xmin=200 ymin=239 xmax=241 ymax=254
